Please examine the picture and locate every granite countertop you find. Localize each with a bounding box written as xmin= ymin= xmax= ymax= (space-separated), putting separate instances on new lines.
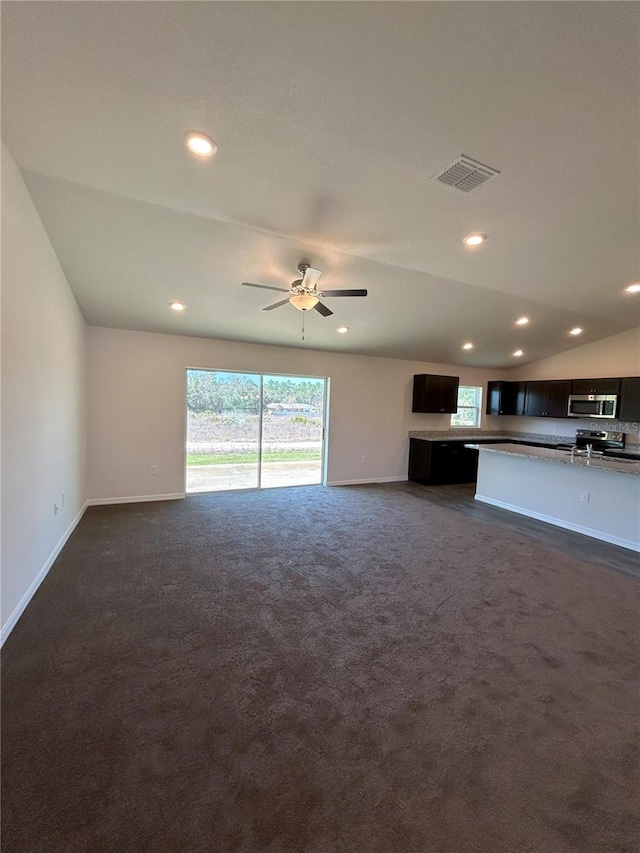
xmin=408 ymin=430 xmax=568 ymax=445
xmin=464 ymin=442 xmax=640 ymax=477
xmin=408 ymin=430 xmax=640 ymax=455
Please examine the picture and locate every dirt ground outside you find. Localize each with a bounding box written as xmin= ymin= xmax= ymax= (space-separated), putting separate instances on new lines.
xmin=186 ymin=411 xmax=324 ymax=491
xmin=187 ymin=411 xmax=323 ymax=456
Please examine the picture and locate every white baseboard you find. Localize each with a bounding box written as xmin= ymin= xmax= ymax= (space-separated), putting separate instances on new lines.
xmin=475 ymin=494 xmax=640 ymax=553
xmin=327 ymin=477 xmax=408 ymax=487
xmin=1 ymin=501 xmax=89 ymax=646
xmin=86 ymin=493 xmax=185 ymax=506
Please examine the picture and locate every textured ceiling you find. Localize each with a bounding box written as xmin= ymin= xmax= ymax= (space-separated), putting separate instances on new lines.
xmin=2 ymin=1 xmax=639 ymax=367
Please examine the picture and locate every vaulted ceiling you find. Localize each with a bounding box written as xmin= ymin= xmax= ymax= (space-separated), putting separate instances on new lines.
xmin=2 ymin=1 xmax=639 ymax=367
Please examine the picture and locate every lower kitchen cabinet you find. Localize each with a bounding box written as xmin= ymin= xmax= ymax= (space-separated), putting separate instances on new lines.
xmin=408 ymin=438 xmax=560 ymax=485
xmin=408 ymin=438 xmax=478 ymax=485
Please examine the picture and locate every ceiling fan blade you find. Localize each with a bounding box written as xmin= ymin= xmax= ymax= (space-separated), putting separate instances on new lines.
xmin=303 ymin=267 xmax=322 ymax=290
xmin=313 ymin=301 xmax=333 ymax=317
xmin=263 ymin=298 xmax=291 ymax=311
xmin=242 ymin=282 xmax=290 ymax=293
xmin=320 ymin=289 xmax=368 ymax=297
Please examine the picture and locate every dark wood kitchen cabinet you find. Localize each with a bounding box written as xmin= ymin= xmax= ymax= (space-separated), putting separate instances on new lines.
xmin=619 ymin=377 xmax=640 ymax=421
xmin=486 ymin=381 xmax=526 ymax=416
xmin=524 ymin=380 xmax=571 ymax=418
xmin=408 ymin=438 xmax=478 ymax=485
xmin=571 ymin=378 xmax=620 ymax=395
xmin=412 ymin=374 xmax=459 ymax=414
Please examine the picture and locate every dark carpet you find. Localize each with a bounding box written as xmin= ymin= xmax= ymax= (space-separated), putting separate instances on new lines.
xmin=2 ymin=483 xmax=640 ymax=853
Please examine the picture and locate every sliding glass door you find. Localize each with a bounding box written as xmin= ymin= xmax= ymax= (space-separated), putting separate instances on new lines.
xmin=186 ymin=371 xmax=260 ymax=493
xmin=186 ymin=369 xmax=326 ymax=493
xmin=261 ymin=375 xmax=325 ymax=489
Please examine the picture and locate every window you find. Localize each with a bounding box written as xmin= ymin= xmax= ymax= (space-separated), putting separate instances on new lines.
xmin=451 ymin=385 xmax=483 ymax=427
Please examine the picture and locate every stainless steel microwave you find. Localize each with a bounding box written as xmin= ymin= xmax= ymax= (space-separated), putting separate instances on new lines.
xmin=567 ymin=394 xmax=617 ymax=419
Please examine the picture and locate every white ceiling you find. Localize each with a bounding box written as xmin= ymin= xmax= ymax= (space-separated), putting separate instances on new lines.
xmin=2 ymin=1 xmax=639 ymax=367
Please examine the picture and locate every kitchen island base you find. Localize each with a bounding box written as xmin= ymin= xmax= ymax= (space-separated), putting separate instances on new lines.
xmin=473 ymin=446 xmax=640 ymax=552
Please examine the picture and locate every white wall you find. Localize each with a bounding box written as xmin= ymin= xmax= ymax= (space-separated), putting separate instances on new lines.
xmin=86 ymin=326 xmax=507 ymax=500
xmin=495 ymin=328 xmax=640 ymax=441
xmin=1 ymin=143 xmax=86 ymax=641
xmin=508 ymin=327 xmax=640 ymax=382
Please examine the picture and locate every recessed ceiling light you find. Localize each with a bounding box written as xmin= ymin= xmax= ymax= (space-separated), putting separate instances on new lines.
xmin=462 ymin=232 xmax=487 ymax=247
xmin=184 ymin=131 xmax=217 ymax=158
xmin=625 ymin=283 xmax=640 ymax=294
xmin=336 ymin=326 xmax=349 ymax=334
xmin=569 ymin=327 xmax=583 ymax=336
xmin=512 ymin=350 xmax=523 ymax=357
xmin=168 ymin=300 xmax=186 ymax=312
xmin=515 ymin=316 xmax=529 ymax=326
xmin=462 ymin=342 xmax=474 ymax=350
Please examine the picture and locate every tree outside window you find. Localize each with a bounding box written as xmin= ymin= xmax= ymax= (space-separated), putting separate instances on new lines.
xmin=451 ymin=386 xmax=483 ymax=427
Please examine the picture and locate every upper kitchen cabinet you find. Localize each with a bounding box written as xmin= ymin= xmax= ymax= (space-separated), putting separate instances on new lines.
xmin=524 ymin=381 xmax=546 ymax=417
xmin=571 ymin=378 xmax=621 ymax=395
xmin=412 ymin=374 xmax=459 ymax=413
xmin=524 ymin=380 xmax=571 ymax=418
xmin=619 ymin=377 xmax=640 ymax=421
xmin=486 ymin=381 xmax=526 ymax=416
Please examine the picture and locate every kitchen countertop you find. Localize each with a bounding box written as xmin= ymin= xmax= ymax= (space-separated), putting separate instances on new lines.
xmin=408 ymin=430 xmax=640 ymax=455
xmin=465 ymin=442 xmax=640 ymax=477
xmin=409 ymin=430 xmax=568 ymax=446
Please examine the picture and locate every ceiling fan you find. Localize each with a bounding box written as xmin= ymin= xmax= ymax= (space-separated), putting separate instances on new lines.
xmin=241 ymin=263 xmax=367 ymax=317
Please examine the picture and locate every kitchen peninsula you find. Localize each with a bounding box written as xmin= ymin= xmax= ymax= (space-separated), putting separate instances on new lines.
xmin=467 ymin=443 xmax=640 ymax=552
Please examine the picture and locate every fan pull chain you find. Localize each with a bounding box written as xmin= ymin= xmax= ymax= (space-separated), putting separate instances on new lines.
xmin=301 ymin=310 xmax=305 ymax=341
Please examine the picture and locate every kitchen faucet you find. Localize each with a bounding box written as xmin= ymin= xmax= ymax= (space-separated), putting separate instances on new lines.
xmin=570 ymin=443 xmax=593 ymax=460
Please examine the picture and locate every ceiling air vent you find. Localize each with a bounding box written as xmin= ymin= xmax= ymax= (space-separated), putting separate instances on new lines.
xmin=432 ymin=155 xmax=500 ymax=193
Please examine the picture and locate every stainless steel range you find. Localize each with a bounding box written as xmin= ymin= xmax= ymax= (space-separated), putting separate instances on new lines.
xmin=557 ymin=429 xmax=625 ymax=457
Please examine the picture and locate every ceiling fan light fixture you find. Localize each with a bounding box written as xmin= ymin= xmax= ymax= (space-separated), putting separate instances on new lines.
xmin=289 ymin=293 xmax=319 ymax=311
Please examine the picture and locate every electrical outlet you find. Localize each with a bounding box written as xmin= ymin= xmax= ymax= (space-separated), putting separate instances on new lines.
xmin=150 ymin=465 xmax=157 ymax=476
xmin=580 ymin=491 xmax=590 ymax=503
xmin=361 ymin=455 xmax=366 ymax=464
